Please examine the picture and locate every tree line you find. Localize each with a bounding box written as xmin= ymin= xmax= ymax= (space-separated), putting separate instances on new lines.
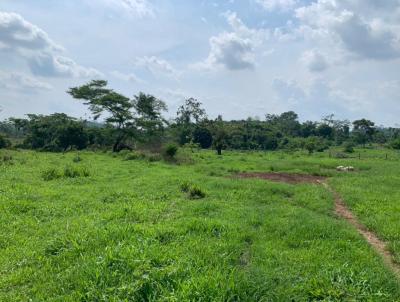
xmin=1 ymin=80 xmax=400 ymax=154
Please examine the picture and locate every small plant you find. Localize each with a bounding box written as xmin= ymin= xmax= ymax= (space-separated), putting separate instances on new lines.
xmin=42 ymin=168 xmax=61 ymax=181
xmin=147 ymin=153 xmax=162 ymax=162
xmin=188 ymin=185 xmax=206 ymax=199
xmin=163 ymin=143 xmax=178 ymax=159
xmin=63 ymin=165 xmax=90 ymax=178
xmin=73 ymin=154 xmax=82 ymax=163
xmin=180 ymin=181 xmax=192 ymax=193
xmin=180 ymin=181 xmax=206 ymax=199
xmin=123 ymin=152 xmax=140 ymax=161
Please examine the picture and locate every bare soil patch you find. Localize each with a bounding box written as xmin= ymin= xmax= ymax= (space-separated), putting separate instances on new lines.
xmin=237 ymin=172 xmax=326 ymax=184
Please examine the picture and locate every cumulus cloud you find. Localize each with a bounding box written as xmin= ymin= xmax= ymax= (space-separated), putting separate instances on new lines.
xmin=301 ymin=49 xmax=329 ymax=72
xmin=0 ymin=11 xmax=101 ymax=78
xmin=0 ymin=71 xmax=52 ymax=92
xmin=295 ymin=0 xmax=400 ymax=61
xmin=255 ymin=0 xmax=298 ymax=12
xmin=196 ymin=12 xmax=266 ymax=71
xmin=135 ymin=56 xmax=180 ymax=79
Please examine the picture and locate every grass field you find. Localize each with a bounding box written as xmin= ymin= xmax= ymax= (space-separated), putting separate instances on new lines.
xmin=1 ymin=148 xmax=400 ymax=301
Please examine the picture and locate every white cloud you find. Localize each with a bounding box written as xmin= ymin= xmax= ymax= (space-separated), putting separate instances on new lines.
xmin=110 ymin=70 xmax=144 ymax=83
xmin=0 ymin=11 xmax=101 ymax=78
xmin=295 ymin=0 xmax=400 ymax=61
xmin=0 ymin=71 xmax=52 ymax=92
xmin=196 ymin=12 xmax=266 ymax=71
xmin=301 ymin=49 xmax=329 ymax=72
xmin=135 ymin=56 xmax=180 ymax=80
xmin=98 ymin=0 xmax=154 ymax=17
xmin=255 ymin=0 xmax=298 ymax=12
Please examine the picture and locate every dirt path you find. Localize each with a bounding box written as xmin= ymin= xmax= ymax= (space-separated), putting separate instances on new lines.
xmin=237 ymin=172 xmax=400 ymax=277
xmin=321 ymin=182 xmax=400 ymax=277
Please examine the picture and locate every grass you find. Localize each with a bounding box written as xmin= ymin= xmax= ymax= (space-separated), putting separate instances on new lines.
xmin=0 ymin=148 xmax=400 ymax=301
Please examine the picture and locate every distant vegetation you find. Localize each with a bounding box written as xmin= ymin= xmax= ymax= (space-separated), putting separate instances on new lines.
xmin=1 ymin=80 xmax=399 ymax=154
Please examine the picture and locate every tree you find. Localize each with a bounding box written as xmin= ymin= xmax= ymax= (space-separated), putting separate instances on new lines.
xmin=210 ymin=115 xmax=227 ymax=155
xmin=352 ymin=119 xmax=376 ymax=147
xmin=0 ymin=134 xmax=11 ymax=149
xmin=193 ymin=126 xmax=213 ymax=149
xmin=68 ymin=80 xmax=135 ymax=152
xmin=266 ymin=111 xmax=301 ymax=137
xmin=175 ymin=98 xmax=207 ymax=145
xmin=133 ymin=92 xmax=167 ymax=144
xmin=10 ymin=113 xmax=88 ymax=151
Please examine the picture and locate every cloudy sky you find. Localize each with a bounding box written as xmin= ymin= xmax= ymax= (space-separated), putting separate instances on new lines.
xmin=1 ymin=0 xmax=400 ymax=125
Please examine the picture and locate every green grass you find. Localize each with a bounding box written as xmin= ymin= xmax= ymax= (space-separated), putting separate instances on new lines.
xmin=0 ymin=148 xmax=400 ymax=301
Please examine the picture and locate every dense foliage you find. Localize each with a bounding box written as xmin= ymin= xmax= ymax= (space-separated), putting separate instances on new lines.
xmin=1 ymin=80 xmax=400 ymax=153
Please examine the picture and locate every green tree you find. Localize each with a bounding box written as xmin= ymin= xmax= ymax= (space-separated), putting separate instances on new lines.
xmin=210 ymin=115 xmax=227 ymax=155
xmin=175 ymin=98 xmax=207 ymax=145
xmin=68 ymin=80 xmax=135 ymax=152
xmin=11 ymin=113 xmax=88 ymax=151
xmin=352 ymin=119 xmax=376 ymax=147
xmin=133 ymin=92 xmax=167 ymax=144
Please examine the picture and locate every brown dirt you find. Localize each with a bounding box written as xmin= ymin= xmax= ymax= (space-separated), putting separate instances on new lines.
xmin=237 ymin=172 xmax=326 ymax=184
xmin=237 ymin=172 xmax=400 ymax=277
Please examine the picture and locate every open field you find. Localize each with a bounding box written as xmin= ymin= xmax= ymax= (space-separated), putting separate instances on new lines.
xmin=1 ymin=148 xmax=400 ymax=301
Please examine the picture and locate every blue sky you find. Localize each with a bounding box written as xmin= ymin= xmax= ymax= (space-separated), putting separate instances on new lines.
xmin=1 ymin=0 xmax=400 ymax=125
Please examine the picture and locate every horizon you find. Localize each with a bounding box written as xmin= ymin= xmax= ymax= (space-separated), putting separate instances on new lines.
xmin=1 ymin=0 xmax=400 ymax=126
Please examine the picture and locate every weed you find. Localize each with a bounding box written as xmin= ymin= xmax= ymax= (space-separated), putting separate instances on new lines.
xmin=42 ymin=168 xmax=61 ymax=181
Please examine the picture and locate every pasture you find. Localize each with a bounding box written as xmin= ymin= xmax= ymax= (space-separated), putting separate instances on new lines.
xmin=1 ymin=148 xmax=400 ymax=301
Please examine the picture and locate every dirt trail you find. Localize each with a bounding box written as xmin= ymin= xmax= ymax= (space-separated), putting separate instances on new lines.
xmin=321 ymin=182 xmax=400 ymax=277
xmin=237 ymin=172 xmax=400 ymax=278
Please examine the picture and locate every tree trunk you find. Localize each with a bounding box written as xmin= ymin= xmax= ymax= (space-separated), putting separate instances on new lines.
xmin=217 ymin=147 xmax=222 ymax=155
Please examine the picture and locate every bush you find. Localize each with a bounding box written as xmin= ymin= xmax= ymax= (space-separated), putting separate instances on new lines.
xmin=42 ymin=168 xmax=61 ymax=181
xmin=188 ymin=185 xmax=206 ymax=199
xmin=180 ymin=181 xmax=206 ymax=199
xmin=389 ymin=139 xmax=400 ymax=150
xmin=63 ymin=165 xmax=90 ymax=178
xmin=147 ymin=153 xmax=162 ymax=162
xmin=163 ymin=143 xmax=178 ymax=159
xmin=72 ymin=154 xmax=82 ymax=163
xmin=343 ymin=141 xmax=355 ymax=153
xmin=180 ymin=181 xmax=192 ymax=193
xmin=0 ymin=135 xmax=11 ymax=149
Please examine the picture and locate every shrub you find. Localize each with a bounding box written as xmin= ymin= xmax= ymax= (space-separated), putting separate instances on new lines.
xmin=63 ymin=165 xmax=90 ymax=178
xmin=343 ymin=141 xmax=355 ymax=153
xmin=147 ymin=153 xmax=162 ymax=162
xmin=180 ymin=181 xmax=192 ymax=193
xmin=72 ymin=154 xmax=82 ymax=163
xmin=123 ymin=152 xmax=140 ymax=161
xmin=180 ymin=181 xmax=206 ymax=199
xmin=390 ymin=139 xmax=400 ymax=150
xmin=163 ymin=143 xmax=178 ymax=159
xmin=0 ymin=135 xmax=11 ymax=149
xmin=188 ymin=185 xmax=206 ymax=199
xmin=42 ymin=168 xmax=61 ymax=181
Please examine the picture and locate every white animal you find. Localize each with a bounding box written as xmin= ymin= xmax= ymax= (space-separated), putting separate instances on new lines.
xmin=336 ymin=166 xmax=355 ymax=172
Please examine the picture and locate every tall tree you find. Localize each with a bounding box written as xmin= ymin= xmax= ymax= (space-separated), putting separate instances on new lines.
xmin=352 ymin=119 xmax=376 ymax=147
xmin=68 ymin=80 xmax=135 ymax=152
xmin=175 ymin=98 xmax=207 ymax=145
xmin=133 ymin=92 xmax=168 ymax=144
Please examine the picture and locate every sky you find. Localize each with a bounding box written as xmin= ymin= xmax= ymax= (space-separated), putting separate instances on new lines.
xmin=0 ymin=0 xmax=400 ymax=125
